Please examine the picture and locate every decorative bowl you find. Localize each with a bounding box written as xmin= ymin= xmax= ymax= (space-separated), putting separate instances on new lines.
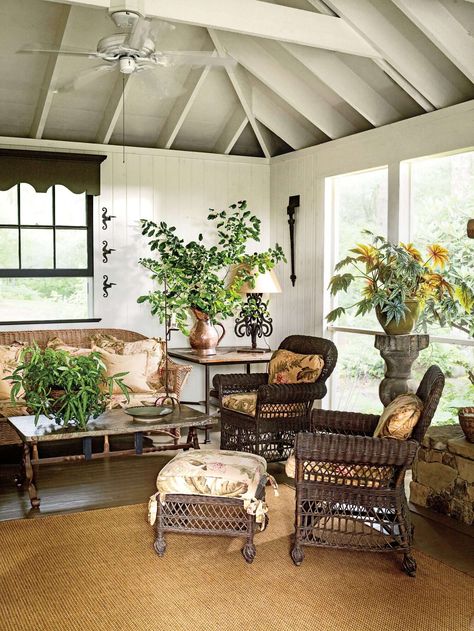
xmin=124 ymin=406 xmax=173 ymax=423
xmin=458 ymin=407 xmax=474 ymax=443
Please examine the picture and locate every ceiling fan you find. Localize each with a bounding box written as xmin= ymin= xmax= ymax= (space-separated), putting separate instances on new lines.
xmin=18 ymin=4 xmax=236 ymax=93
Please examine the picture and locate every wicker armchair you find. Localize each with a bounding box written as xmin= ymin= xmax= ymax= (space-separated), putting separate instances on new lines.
xmin=214 ymin=335 xmax=337 ymax=462
xmin=290 ymin=365 xmax=445 ymax=577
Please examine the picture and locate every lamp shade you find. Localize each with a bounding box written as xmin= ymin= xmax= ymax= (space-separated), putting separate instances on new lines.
xmin=240 ymin=268 xmax=282 ymax=294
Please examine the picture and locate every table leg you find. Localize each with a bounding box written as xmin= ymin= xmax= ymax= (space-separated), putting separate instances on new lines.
xmin=187 ymin=427 xmax=200 ymax=450
xmin=134 ymin=432 xmax=144 ymax=455
xmin=83 ymin=437 xmax=92 ymax=461
xmin=246 ymin=363 xmax=251 ymax=375
xmin=23 ymin=442 xmax=40 ymax=509
xmin=205 ymin=365 xmax=210 ymax=415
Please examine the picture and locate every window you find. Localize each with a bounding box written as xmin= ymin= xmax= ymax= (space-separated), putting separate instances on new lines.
xmin=0 ymin=184 xmax=93 ymax=322
xmin=325 ymin=168 xmax=388 ymax=413
xmin=407 ymin=150 xmax=474 ymax=424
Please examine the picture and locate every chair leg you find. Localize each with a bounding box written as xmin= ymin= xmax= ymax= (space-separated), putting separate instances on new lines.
xmin=242 ymin=514 xmax=257 ymax=563
xmin=154 ymin=497 xmax=167 ymax=557
xmin=402 ymin=551 xmax=417 ymax=577
xmin=291 ymin=543 xmax=304 ymax=566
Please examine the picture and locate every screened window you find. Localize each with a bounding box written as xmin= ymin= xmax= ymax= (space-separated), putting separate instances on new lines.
xmin=0 ymin=184 xmax=93 ymax=322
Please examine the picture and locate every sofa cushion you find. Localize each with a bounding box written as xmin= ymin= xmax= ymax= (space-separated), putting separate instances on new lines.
xmin=222 ymin=392 xmax=257 ymax=417
xmin=47 ymin=337 xmax=91 ymax=356
xmin=373 ymin=393 xmax=423 ymax=440
xmin=89 ymin=332 xmax=125 ymax=353
xmin=268 ymin=349 xmax=324 ymax=385
xmin=93 ymin=346 xmax=151 ymax=394
xmin=0 ymin=343 xmax=24 ymax=400
xmin=285 ymin=452 xmax=394 ymax=489
xmin=91 ymin=334 xmax=164 ymax=383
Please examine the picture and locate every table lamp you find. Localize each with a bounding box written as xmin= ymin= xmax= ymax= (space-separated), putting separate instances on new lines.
xmin=234 ymin=268 xmax=282 ymax=352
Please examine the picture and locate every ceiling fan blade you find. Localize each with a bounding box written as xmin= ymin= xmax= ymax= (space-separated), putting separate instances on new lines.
xmin=18 ymin=44 xmax=102 ymax=58
xmin=125 ymin=16 xmax=152 ymax=50
xmin=153 ymin=51 xmax=237 ymax=68
xmin=134 ymin=66 xmax=186 ymax=99
xmin=55 ymin=64 xmax=117 ymax=93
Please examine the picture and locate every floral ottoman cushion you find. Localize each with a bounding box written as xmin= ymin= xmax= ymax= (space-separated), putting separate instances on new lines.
xmin=222 ymin=392 xmax=258 ymax=417
xmin=149 ymin=449 xmax=278 ymax=527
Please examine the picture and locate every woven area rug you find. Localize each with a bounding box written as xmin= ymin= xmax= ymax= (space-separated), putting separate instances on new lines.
xmin=0 ymin=485 xmax=473 ymax=631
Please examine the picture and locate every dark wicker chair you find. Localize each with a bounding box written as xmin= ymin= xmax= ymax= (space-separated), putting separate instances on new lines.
xmin=290 ymin=365 xmax=445 ymax=577
xmin=214 ymin=335 xmax=337 ymax=462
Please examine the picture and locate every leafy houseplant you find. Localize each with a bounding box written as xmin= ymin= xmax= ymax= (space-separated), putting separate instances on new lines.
xmin=137 ymin=200 xmax=285 ymax=337
xmin=327 ymin=232 xmax=455 ymax=335
xmin=7 ymin=345 xmax=130 ymax=430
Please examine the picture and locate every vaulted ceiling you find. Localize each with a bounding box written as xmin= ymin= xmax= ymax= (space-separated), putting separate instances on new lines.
xmin=1 ymin=0 xmax=473 ymax=157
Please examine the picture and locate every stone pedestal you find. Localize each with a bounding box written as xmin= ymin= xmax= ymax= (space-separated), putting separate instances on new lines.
xmin=375 ymin=334 xmax=429 ymax=406
xmin=410 ymin=425 xmax=474 ymax=526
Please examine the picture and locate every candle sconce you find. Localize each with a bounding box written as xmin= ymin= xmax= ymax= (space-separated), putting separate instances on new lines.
xmin=287 ymin=195 xmax=300 ymax=287
xmin=101 ymin=207 xmax=116 ymax=230
xmin=102 ymin=240 xmax=115 ymax=264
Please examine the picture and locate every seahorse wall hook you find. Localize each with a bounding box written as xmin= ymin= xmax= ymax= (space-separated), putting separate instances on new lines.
xmin=102 ymin=275 xmax=116 ymax=298
xmin=102 ymin=240 xmax=116 ymax=264
xmin=101 ymin=207 xmax=116 ymax=230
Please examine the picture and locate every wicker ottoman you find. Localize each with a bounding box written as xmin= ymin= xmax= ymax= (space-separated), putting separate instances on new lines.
xmin=148 ymin=449 xmax=277 ymax=563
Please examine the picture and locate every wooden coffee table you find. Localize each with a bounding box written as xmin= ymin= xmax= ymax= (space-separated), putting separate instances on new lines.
xmin=7 ymin=405 xmax=216 ymax=509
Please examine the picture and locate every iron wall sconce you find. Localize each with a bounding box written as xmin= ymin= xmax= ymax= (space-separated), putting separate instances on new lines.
xmin=102 ymin=240 xmax=116 ymax=263
xmin=102 ymin=274 xmax=116 ymax=298
xmin=101 ymin=207 xmax=116 ymax=230
xmin=287 ymin=195 xmax=300 ymax=286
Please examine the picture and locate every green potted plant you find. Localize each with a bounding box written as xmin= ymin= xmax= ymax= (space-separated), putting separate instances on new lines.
xmin=7 ymin=344 xmax=130 ymax=430
xmin=327 ymin=232 xmax=455 ymax=335
xmin=137 ymin=200 xmax=285 ymax=354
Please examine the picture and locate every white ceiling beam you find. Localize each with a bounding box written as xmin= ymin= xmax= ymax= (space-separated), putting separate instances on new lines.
xmin=392 ymin=0 xmax=474 ymax=84
xmin=208 ymin=29 xmax=273 ymax=158
xmin=157 ymin=60 xmax=214 ymax=149
xmin=44 ymin=0 xmax=381 ymax=58
xmin=251 ymin=83 xmax=319 ymax=150
xmin=306 ymin=0 xmax=434 ymax=112
xmin=96 ymin=75 xmax=131 ymax=144
xmin=214 ymin=107 xmax=248 ymax=154
xmin=281 ymin=42 xmax=402 ymax=127
xmin=324 ymin=0 xmax=463 ymax=110
xmin=213 ymin=31 xmax=356 ymax=139
xmin=29 ymin=5 xmax=72 ymax=139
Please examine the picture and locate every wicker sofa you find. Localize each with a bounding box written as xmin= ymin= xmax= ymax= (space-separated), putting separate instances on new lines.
xmin=0 ymin=327 xmax=191 ymax=446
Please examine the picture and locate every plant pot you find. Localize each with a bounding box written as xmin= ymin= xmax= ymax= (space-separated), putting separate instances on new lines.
xmin=376 ymin=300 xmax=421 ymax=336
xmin=458 ymin=407 xmax=474 ymax=443
xmin=189 ymin=308 xmax=225 ymax=356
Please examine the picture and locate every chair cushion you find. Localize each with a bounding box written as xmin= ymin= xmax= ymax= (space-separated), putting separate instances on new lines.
xmin=285 ymin=452 xmax=393 ymax=489
xmin=222 ymin=391 xmax=257 ymax=417
xmin=373 ymin=393 xmax=423 ymax=440
xmin=155 ymin=449 xmax=269 ymax=500
xmin=268 ymin=349 xmax=324 ymax=385
xmin=0 ymin=343 xmax=25 ymax=399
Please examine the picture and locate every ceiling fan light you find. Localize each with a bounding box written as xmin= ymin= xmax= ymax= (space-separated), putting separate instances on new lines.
xmin=119 ymin=56 xmax=136 ymax=74
xmin=110 ymin=10 xmax=140 ymax=30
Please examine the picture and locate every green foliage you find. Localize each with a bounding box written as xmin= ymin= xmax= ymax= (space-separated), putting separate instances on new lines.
xmin=137 ymin=200 xmax=286 ymax=334
xmin=326 ymin=232 xmax=454 ymax=326
xmin=238 ymin=295 xmax=271 ymax=321
xmin=6 ymin=345 xmax=130 ymax=430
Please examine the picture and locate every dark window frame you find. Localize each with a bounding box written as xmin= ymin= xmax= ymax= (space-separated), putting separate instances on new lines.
xmin=0 ymin=186 xmax=94 ymax=278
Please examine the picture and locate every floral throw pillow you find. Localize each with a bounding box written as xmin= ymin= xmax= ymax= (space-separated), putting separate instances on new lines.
xmin=222 ymin=392 xmax=258 ymax=417
xmin=268 ymin=349 xmax=324 ymax=385
xmin=0 ymin=343 xmax=25 ymax=400
xmin=373 ymin=393 xmax=423 ymax=440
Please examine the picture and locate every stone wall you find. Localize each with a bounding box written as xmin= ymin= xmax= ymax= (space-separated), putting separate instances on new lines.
xmin=410 ymin=425 xmax=474 ymax=526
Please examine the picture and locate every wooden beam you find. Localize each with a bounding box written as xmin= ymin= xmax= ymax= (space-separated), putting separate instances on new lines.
xmin=324 ymin=0 xmax=463 ymax=109
xmin=214 ymin=31 xmax=356 ymax=139
xmin=44 ymin=0 xmax=381 ymax=58
xmin=30 ymin=5 xmax=72 ymax=139
xmin=214 ymin=106 xmax=248 ymax=154
xmin=306 ymin=0 xmax=434 ymax=112
xmin=96 ymin=75 xmax=132 ymax=144
xmin=392 ymin=0 xmax=474 ymax=84
xmin=157 ymin=59 xmax=214 ymax=149
xmin=251 ymin=81 xmax=319 ymax=150
xmin=208 ymin=29 xmax=272 ymax=158
xmin=282 ymin=42 xmax=401 ymax=127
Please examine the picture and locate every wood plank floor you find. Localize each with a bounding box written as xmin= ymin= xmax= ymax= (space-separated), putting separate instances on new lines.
xmin=1 ymin=431 xmax=473 ymax=576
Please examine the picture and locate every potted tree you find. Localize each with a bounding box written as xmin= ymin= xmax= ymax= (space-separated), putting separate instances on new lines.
xmin=137 ymin=200 xmax=285 ymax=355
xmin=7 ymin=345 xmax=130 ymax=430
xmin=327 ymin=232 xmax=455 ymax=335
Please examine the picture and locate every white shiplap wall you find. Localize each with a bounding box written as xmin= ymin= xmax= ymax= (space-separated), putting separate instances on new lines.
xmin=269 ymin=100 xmax=474 ymax=346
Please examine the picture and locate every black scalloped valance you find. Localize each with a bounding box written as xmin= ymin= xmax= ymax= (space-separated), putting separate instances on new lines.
xmin=0 ymin=149 xmax=107 ymax=196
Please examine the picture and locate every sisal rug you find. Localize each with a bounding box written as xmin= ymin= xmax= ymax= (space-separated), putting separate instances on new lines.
xmin=0 ymin=485 xmax=472 ymax=631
